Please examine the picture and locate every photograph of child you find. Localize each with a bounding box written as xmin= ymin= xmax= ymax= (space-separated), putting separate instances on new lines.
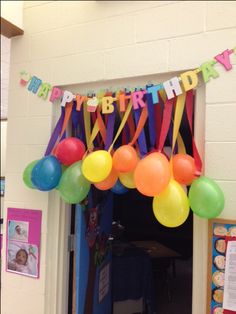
xmin=212 ymin=305 xmax=224 ymax=314
xmin=228 ymin=226 xmax=236 ymax=237
xmin=8 ymin=220 xmax=29 ymax=242
xmin=214 ymin=238 xmax=226 ymax=255
xmin=212 ymin=270 xmax=225 ymax=287
xmin=7 ymin=241 xmax=38 ymax=277
xmin=212 ymin=287 xmax=224 ymax=303
xmin=213 ymin=255 xmax=226 ymax=270
xmin=213 ymin=225 xmax=228 ymax=237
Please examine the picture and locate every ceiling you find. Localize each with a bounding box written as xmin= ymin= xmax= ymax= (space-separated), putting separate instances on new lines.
xmin=1 ymin=34 xmax=11 ymax=120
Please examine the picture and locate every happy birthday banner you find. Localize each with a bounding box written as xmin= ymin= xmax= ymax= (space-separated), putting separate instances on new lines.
xmin=20 ymin=47 xmax=235 ymax=113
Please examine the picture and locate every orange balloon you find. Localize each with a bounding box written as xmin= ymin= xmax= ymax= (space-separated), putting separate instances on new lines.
xmin=173 ymin=154 xmax=196 ymax=185
xmin=94 ymin=167 xmax=118 ymax=190
xmin=134 ymin=152 xmax=171 ymax=196
xmin=113 ymin=145 xmax=138 ymax=173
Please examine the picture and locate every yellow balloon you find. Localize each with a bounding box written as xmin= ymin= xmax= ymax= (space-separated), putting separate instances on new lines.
xmin=82 ymin=150 xmax=112 ymax=183
xmin=119 ymin=171 xmax=136 ymax=189
xmin=153 ymin=179 xmax=189 ymax=228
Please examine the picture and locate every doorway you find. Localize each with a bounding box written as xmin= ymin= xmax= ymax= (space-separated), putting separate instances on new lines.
xmin=63 ymin=75 xmax=205 ymax=314
xmin=112 ymin=188 xmax=193 ymax=314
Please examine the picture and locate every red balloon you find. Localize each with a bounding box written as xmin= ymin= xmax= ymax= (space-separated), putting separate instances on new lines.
xmin=172 ymin=154 xmax=196 ymax=185
xmin=55 ymin=137 xmax=86 ymax=166
xmin=113 ymin=145 xmax=138 ymax=173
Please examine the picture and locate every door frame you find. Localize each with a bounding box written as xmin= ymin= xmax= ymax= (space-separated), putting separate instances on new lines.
xmin=44 ymin=79 xmax=207 ymax=314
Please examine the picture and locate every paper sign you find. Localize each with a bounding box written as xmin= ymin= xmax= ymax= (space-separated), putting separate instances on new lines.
xmin=98 ymin=263 xmax=110 ymax=303
xmin=207 ymin=219 xmax=236 ymax=314
xmin=223 ymin=240 xmax=236 ymax=311
xmin=6 ymin=208 xmax=42 ymax=278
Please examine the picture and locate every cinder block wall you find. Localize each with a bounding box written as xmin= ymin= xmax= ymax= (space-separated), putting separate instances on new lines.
xmin=2 ymin=1 xmax=236 ymax=314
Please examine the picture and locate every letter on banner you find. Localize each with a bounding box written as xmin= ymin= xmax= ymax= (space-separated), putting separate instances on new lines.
xmin=200 ymin=60 xmax=219 ymax=83
xmin=214 ymin=49 xmax=233 ymax=71
xmin=180 ymin=71 xmax=199 ymax=91
xmin=102 ymin=96 xmax=115 ymax=114
xmin=60 ymin=91 xmax=75 ymax=107
xmin=147 ymin=84 xmax=163 ymax=104
xmin=76 ymin=94 xmax=87 ymax=111
xmin=28 ymin=76 xmax=42 ymax=94
xmin=38 ymin=83 xmax=52 ymax=100
xmin=163 ymin=77 xmax=183 ymax=99
xmin=20 ymin=71 xmax=31 ymax=86
xmin=50 ymin=87 xmax=63 ymax=102
xmin=132 ymin=91 xmax=146 ymax=110
xmin=118 ymin=92 xmax=131 ymax=112
xmin=87 ymin=97 xmax=99 ymax=112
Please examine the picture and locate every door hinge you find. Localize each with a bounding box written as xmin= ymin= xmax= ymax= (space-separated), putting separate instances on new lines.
xmin=68 ymin=234 xmax=75 ymax=252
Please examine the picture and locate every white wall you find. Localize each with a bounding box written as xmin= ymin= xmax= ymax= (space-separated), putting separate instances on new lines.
xmin=1 ymin=1 xmax=24 ymax=29
xmin=1 ymin=121 xmax=7 ymax=230
xmin=2 ymin=1 xmax=236 ymax=314
xmin=1 ymin=121 xmax=7 ymax=177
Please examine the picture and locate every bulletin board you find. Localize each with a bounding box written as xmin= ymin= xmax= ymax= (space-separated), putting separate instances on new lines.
xmin=207 ymin=218 xmax=236 ymax=314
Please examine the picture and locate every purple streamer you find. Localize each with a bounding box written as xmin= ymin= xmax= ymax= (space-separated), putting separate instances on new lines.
xmin=134 ymin=109 xmax=147 ymax=157
xmin=44 ymin=107 xmax=65 ymax=156
xmin=104 ymin=103 xmax=116 ymax=151
xmin=72 ymin=101 xmax=80 ymax=137
xmin=146 ymin=92 xmax=156 ymax=149
xmin=78 ymin=107 xmax=86 ymax=144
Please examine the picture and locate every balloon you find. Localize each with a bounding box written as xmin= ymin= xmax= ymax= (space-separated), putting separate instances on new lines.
xmin=113 ymin=145 xmax=138 ymax=173
xmin=189 ymin=176 xmax=225 ymax=219
xmin=173 ymin=154 xmax=196 ymax=185
xmin=94 ymin=167 xmax=118 ymax=190
xmin=55 ymin=137 xmax=86 ymax=166
xmin=111 ymin=179 xmax=129 ymax=195
xmin=119 ymin=171 xmax=136 ymax=189
xmin=58 ymin=161 xmax=91 ymax=204
xmin=82 ymin=150 xmax=112 ymax=183
xmin=23 ymin=160 xmax=39 ymax=189
xmin=31 ymin=156 xmax=62 ymax=191
xmin=134 ymin=152 xmax=171 ymax=196
xmin=55 ymin=165 xmax=68 ymax=190
xmin=153 ymin=180 xmax=190 ymax=228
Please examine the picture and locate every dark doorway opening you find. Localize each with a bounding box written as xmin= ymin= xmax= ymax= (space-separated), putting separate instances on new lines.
xmin=112 ymin=189 xmax=193 ymax=314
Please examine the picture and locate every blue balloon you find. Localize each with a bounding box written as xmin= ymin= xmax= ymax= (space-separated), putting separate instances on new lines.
xmin=31 ymin=156 xmax=62 ymax=191
xmin=111 ymin=179 xmax=129 ymax=195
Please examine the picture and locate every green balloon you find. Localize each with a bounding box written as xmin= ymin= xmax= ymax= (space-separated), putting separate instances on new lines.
xmin=58 ymin=161 xmax=91 ymax=204
xmin=23 ymin=160 xmax=39 ymax=189
xmin=189 ymin=176 xmax=225 ymax=219
xmin=55 ymin=165 xmax=68 ymax=190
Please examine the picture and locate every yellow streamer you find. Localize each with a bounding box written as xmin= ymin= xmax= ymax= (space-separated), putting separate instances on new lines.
xmin=108 ymin=102 xmax=133 ymax=153
xmin=87 ymin=120 xmax=100 ymax=152
xmin=177 ymin=133 xmax=186 ymax=154
xmin=83 ymin=105 xmax=91 ymax=149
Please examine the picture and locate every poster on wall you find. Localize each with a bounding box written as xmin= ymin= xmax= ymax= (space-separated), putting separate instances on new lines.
xmin=6 ymin=208 xmax=42 ymax=278
xmin=207 ymin=218 xmax=236 ymax=314
xmin=223 ymin=240 xmax=236 ymax=311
